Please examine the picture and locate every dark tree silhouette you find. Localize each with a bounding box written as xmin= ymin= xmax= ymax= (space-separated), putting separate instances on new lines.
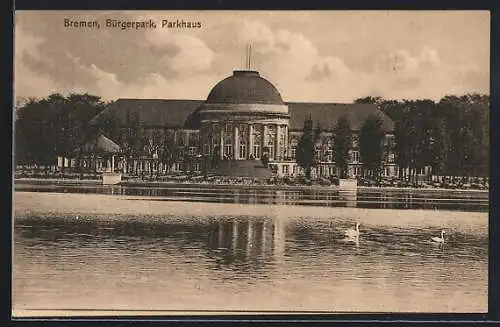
xmin=360 ymin=115 xmax=385 ymax=179
xmin=333 ymin=115 xmax=351 ymax=178
xmin=296 ymin=116 xmax=316 ymax=178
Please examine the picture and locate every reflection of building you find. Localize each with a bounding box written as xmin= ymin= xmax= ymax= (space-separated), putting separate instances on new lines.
xmin=86 ymin=69 xmax=396 ymax=178
xmin=209 ymin=219 xmax=286 ymax=268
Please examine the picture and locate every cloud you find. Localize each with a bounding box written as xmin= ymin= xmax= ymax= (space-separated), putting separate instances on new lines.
xmin=366 ymin=46 xmax=489 ymax=100
xmin=226 ymin=20 xmax=356 ymax=100
xmin=13 ymin=12 xmax=489 ymax=103
xmin=145 ymin=23 xmax=215 ymax=76
xmin=307 ymin=57 xmax=351 ymax=81
xmin=14 ymin=29 xmax=57 ymax=98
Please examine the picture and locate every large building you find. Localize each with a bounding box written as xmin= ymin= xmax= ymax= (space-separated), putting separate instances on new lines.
xmin=85 ymin=69 xmax=397 ymax=178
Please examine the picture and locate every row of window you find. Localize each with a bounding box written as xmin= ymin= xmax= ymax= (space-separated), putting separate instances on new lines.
xmin=204 ymin=144 xmax=264 ymax=159
xmin=275 ymin=165 xmax=397 ymax=177
xmin=182 ymin=145 xmax=395 ymax=163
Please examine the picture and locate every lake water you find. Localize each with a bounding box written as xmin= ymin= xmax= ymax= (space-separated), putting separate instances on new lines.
xmin=12 ymin=186 xmax=488 ymax=315
xmin=13 ymin=183 xmax=489 ymax=212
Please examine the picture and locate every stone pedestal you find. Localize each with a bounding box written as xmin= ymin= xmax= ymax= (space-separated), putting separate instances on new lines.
xmin=339 ymin=178 xmax=358 ymax=191
xmin=102 ymin=172 xmax=122 ymax=185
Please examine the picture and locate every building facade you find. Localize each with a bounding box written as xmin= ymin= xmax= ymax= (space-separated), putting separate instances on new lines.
xmin=86 ymin=69 xmax=398 ymax=179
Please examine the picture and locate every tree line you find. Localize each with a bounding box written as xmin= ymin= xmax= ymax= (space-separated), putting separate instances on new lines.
xmin=15 ymin=93 xmax=108 ymax=170
xmin=296 ymin=93 xmax=489 ymax=180
xmin=296 ymin=113 xmax=385 ymax=179
xmin=15 ymin=92 xmax=489 ymax=180
xmin=14 ymin=93 xmax=200 ymax=174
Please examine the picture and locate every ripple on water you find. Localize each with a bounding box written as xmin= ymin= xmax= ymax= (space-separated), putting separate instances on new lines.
xmin=13 ymin=207 xmax=488 ymax=313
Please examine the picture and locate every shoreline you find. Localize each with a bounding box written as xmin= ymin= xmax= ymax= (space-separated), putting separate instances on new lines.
xmin=14 ymin=192 xmax=488 ymax=221
xmin=13 ymin=178 xmax=489 ymax=194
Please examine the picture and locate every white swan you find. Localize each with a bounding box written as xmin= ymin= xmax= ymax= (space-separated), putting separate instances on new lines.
xmin=431 ymin=230 xmax=445 ymax=244
xmin=345 ymin=222 xmax=360 ymax=238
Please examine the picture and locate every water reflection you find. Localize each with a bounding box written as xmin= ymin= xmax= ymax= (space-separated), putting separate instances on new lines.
xmin=15 ymin=215 xmax=291 ymax=276
xmin=13 ymin=212 xmax=488 ymax=312
xmin=14 ymin=183 xmax=488 ymax=212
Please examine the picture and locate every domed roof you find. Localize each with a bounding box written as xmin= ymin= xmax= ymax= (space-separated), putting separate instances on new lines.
xmin=206 ymin=70 xmax=284 ymax=105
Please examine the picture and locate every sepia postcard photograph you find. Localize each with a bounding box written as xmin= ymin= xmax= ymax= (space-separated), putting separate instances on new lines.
xmin=12 ymin=10 xmax=490 ymax=317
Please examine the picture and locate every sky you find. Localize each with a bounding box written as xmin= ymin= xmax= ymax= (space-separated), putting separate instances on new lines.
xmin=14 ymin=11 xmax=490 ymax=103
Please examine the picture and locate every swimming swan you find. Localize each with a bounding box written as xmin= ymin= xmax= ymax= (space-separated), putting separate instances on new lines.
xmin=345 ymin=222 xmax=360 ymax=238
xmin=431 ymin=230 xmax=445 ymax=244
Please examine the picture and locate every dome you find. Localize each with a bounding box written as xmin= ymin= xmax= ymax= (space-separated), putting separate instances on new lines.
xmin=206 ymin=70 xmax=284 ymax=105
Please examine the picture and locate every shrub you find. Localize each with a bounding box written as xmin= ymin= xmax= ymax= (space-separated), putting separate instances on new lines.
xmin=318 ymin=177 xmax=331 ymax=186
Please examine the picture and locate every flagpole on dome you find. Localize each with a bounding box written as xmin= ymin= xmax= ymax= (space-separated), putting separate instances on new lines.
xmin=245 ymin=43 xmax=252 ymax=70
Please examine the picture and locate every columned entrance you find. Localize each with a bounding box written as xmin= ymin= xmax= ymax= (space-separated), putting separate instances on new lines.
xmin=200 ymin=122 xmax=289 ymax=161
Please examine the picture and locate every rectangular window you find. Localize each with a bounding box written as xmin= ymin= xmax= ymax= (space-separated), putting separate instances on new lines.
xmin=253 ymin=144 xmax=261 ymax=159
xmin=224 ymin=144 xmax=232 ymax=157
xmin=188 ymin=147 xmax=197 ymax=155
xmin=239 ymin=144 xmax=247 ymax=159
xmin=268 ymin=146 xmax=274 ymax=160
xmin=282 ymin=165 xmax=289 ymax=175
xmin=290 ymin=146 xmax=297 ymax=159
xmin=351 ymin=150 xmax=360 ymax=163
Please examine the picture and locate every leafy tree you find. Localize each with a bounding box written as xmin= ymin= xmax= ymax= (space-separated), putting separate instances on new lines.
xmin=296 ymin=116 xmax=316 ymax=178
xmin=101 ymin=109 xmax=119 ymax=144
xmin=365 ymin=93 xmax=489 ymax=180
xmin=333 ymin=115 xmax=351 ymax=178
xmin=354 ymin=96 xmax=384 ymax=106
xmin=15 ymin=97 xmax=57 ymax=168
xmin=159 ymin=132 xmax=180 ymax=174
xmin=394 ymin=116 xmax=410 ymax=179
xmin=14 ymin=93 xmax=106 ymax=172
xmin=359 ymin=115 xmax=385 ymax=179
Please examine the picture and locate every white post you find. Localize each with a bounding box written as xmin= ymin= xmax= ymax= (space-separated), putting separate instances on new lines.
xmin=263 ymin=125 xmax=269 ymax=154
xmin=284 ymin=125 xmax=288 ymax=160
xmin=275 ymin=124 xmax=280 ymax=161
xmin=111 ymin=155 xmax=115 ymax=173
xmin=220 ymin=125 xmax=224 ymax=160
xmin=234 ymin=125 xmax=239 ymax=160
xmin=248 ymin=124 xmax=254 ymax=159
